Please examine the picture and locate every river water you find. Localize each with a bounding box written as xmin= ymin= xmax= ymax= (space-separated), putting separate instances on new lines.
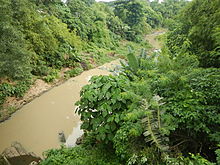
xmin=0 ymin=60 xmax=119 ymax=157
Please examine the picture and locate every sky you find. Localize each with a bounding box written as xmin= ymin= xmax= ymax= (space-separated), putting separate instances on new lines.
xmin=96 ymin=0 xmax=164 ymax=2
xmin=96 ymin=0 xmax=117 ymax=1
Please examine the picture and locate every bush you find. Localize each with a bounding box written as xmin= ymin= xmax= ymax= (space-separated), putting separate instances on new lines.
xmin=166 ymin=154 xmax=216 ymax=165
xmin=76 ymin=75 xmax=132 ymax=143
xmin=32 ymin=64 xmax=50 ymax=76
xmin=65 ymin=65 xmax=83 ymax=78
xmin=0 ymin=80 xmax=32 ymax=103
xmin=41 ymin=145 xmax=120 ymax=165
xmin=43 ymin=69 xmax=59 ymax=83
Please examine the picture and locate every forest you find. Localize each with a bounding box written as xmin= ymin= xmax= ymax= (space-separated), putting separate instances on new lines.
xmin=0 ymin=0 xmax=219 ymax=164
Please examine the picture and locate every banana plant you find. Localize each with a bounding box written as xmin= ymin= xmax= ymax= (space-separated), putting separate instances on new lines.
xmin=120 ymin=47 xmax=148 ymax=74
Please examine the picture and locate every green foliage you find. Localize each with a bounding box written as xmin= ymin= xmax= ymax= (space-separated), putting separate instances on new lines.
xmin=41 ymin=145 xmax=121 ymax=165
xmin=167 ymin=0 xmax=220 ymax=67
xmin=75 ymin=49 xmax=171 ymax=163
xmin=32 ymin=63 xmax=51 ymax=77
xmin=216 ymin=148 xmax=220 ymax=164
xmin=150 ymin=0 xmax=188 ymax=28
xmin=0 ymin=80 xmax=32 ymax=107
xmin=145 ymin=49 xmax=219 ymax=159
xmin=0 ymin=0 xmax=31 ymax=80
xmin=141 ymin=98 xmax=168 ymax=152
xmin=66 ymin=0 xmax=99 ymax=40
xmin=14 ymin=80 xmax=32 ymax=97
xmin=43 ymin=69 xmax=59 ymax=83
xmin=65 ymin=66 xmax=84 ymax=78
xmin=0 ymin=0 xmax=134 ymax=110
xmin=113 ymin=121 xmax=144 ymax=160
xmin=127 ymin=146 xmax=163 ymax=165
xmin=113 ymin=0 xmax=152 ymax=42
xmin=74 ymin=24 xmax=219 ymax=163
xmin=145 ymin=4 xmax=163 ymax=28
xmin=43 ymin=0 xmax=121 ymax=48
xmin=126 ymin=48 xmax=139 ymax=73
xmin=0 ymin=80 xmax=31 ymax=98
xmin=90 ymin=3 xmax=121 ymax=48
xmin=119 ymin=42 xmax=219 ymax=162
xmin=2 ymin=0 xmax=219 ymax=164
xmin=76 ymin=75 xmax=132 ymax=143
xmin=120 ymin=47 xmax=152 ymax=77
xmin=166 ymin=154 xmax=216 ymax=165
xmin=158 ymin=68 xmax=220 ymax=156
xmin=2 ymin=0 xmax=84 ymax=77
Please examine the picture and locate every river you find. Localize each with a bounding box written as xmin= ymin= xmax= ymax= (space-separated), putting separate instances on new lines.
xmin=0 ymin=60 xmax=120 ymax=157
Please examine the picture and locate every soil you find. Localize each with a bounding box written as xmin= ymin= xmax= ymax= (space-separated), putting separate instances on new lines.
xmin=0 ymin=68 xmax=71 ymax=122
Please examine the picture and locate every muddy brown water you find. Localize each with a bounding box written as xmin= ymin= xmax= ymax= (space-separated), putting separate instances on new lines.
xmin=0 ymin=60 xmax=120 ymax=157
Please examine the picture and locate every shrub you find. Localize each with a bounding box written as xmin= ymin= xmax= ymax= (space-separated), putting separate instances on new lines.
xmin=41 ymin=145 xmax=120 ymax=165
xmin=65 ymin=66 xmax=83 ymax=78
xmin=43 ymin=69 xmax=59 ymax=83
xmin=76 ymin=75 xmax=132 ymax=143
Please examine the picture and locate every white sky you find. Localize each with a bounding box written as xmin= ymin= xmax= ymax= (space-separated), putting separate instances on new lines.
xmin=96 ymin=0 xmax=164 ymax=2
xmin=96 ymin=0 xmax=115 ymax=1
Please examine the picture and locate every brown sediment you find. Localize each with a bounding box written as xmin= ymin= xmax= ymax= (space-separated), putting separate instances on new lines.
xmin=0 ymin=60 xmax=120 ymax=157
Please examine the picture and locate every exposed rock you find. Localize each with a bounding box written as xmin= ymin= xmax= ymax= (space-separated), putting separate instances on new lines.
xmin=2 ymin=142 xmax=41 ymax=165
xmin=58 ymin=131 xmax=66 ymax=143
xmin=76 ymin=135 xmax=84 ymax=145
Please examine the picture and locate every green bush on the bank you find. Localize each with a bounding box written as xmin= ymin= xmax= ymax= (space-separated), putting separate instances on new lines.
xmin=43 ymin=69 xmax=59 ymax=83
xmin=0 ymin=80 xmax=32 ymax=106
xmin=65 ymin=66 xmax=84 ymax=78
xmin=41 ymin=145 xmax=120 ymax=165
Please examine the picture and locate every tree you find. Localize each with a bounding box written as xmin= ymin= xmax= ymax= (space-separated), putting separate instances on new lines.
xmin=113 ymin=0 xmax=151 ymax=41
xmin=0 ymin=0 xmax=31 ymax=80
xmin=167 ymin=0 xmax=220 ymax=67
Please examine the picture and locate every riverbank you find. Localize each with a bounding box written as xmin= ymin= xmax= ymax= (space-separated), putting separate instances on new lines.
xmin=0 ymin=53 xmax=117 ymax=123
xmin=0 ymin=30 xmax=166 ymax=161
xmin=39 ymin=30 xmax=170 ymax=165
xmin=0 ymin=37 xmax=152 ymax=123
xmin=0 ymin=59 xmax=121 ymax=157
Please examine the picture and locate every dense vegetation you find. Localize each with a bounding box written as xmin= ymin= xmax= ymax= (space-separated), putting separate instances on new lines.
xmin=167 ymin=0 xmax=220 ymax=67
xmin=1 ymin=0 xmax=219 ymax=164
xmin=0 ymin=0 xmax=165 ymax=120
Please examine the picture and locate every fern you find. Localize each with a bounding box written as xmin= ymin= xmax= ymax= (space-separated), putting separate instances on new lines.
xmin=141 ymin=98 xmax=168 ymax=152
